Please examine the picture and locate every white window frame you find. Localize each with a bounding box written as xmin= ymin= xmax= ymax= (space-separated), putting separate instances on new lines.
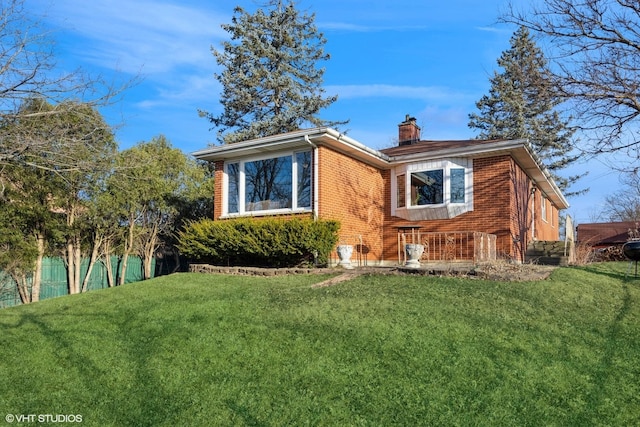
xmin=541 ymin=194 xmax=548 ymax=222
xmin=222 ymin=149 xmax=312 ymax=217
xmin=391 ymin=158 xmax=473 ymax=219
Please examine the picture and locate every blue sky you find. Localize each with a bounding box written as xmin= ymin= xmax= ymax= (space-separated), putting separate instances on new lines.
xmin=32 ymin=0 xmax=620 ymax=225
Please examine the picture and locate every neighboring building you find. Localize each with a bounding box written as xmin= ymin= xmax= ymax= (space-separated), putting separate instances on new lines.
xmin=576 ymin=221 xmax=640 ymax=248
xmin=193 ymin=116 xmax=568 ymax=266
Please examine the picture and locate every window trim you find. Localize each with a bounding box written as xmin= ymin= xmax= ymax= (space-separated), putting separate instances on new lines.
xmin=391 ymin=158 xmax=473 ymax=220
xmin=222 ymin=149 xmax=313 ymax=217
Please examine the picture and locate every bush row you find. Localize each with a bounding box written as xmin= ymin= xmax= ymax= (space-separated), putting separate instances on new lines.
xmin=177 ymin=217 xmax=340 ymax=268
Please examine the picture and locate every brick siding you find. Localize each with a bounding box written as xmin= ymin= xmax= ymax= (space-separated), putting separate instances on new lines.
xmin=316 ymin=146 xmax=386 ymax=263
xmin=211 ymin=148 xmax=560 ymax=265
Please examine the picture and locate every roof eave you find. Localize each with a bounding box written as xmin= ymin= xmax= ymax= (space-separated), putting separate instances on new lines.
xmin=193 ymin=132 xmax=569 ymax=210
xmin=191 ymin=127 xmax=390 ymax=168
xmin=387 ymin=139 xmax=569 ymax=210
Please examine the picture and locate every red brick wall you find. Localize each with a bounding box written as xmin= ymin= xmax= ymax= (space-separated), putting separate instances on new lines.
xmin=533 ymin=191 xmax=559 ymax=241
xmin=509 ymin=158 xmax=533 ymax=262
xmin=211 ymin=149 xmax=561 ymax=265
xmin=382 ymin=156 xmax=517 ymax=262
xmin=316 ymin=146 xmax=386 ymax=263
xmin=213 ymin=160 xmax=224 ymax=220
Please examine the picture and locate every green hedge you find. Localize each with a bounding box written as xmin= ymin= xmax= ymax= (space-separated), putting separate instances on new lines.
xmin=177 ymin=217 xmax=340 ymax=267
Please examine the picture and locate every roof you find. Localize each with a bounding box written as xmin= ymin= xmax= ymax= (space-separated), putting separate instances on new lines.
xmin=381 ymin=138 xmax=510 ymax=157
xmin=576 ymin=221 xmax=640 ymax=245
xmin=191 ymin=127 xmax=390 ymax=168
xmin=192 ymin=127 xmax=569 ymax=210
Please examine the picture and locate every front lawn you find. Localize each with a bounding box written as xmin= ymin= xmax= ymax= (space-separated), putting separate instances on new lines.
xmin=0 ymin=263 xmax=638 ymax=426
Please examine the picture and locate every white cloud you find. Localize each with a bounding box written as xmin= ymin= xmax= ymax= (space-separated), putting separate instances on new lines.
xmin=475 ymin=26 xmax=509 ymax=33
xmin=134 ymin=75 xmax=221 ymax=109
xmin=37 ymin=0 xmax=228 ymax=74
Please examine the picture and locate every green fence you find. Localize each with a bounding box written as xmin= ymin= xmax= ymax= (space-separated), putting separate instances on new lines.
xmin=0 ymin=256 xmax=155 ymax=308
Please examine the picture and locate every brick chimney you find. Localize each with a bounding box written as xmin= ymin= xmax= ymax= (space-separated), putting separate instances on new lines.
xmin=398 ymin=115 xmax=421 ymax=145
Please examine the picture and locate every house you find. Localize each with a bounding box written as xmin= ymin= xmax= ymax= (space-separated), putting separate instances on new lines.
xmin=192 ymin=116 xmax=569 ymax=266
xmin=576 ymin=221 xmax=639 ymax=248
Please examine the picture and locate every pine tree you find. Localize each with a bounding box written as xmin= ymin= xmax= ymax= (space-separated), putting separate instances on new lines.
xmin=202 ymin=0 xmax=346 ymax=144
xmin=468 ymin=26 xmax=584 ymax=195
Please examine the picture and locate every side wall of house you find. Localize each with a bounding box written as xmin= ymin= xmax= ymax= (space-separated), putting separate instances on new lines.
xmin=532 ymin=191 xmax=560 ymax=241
xmin=509 ymin=158 xmax=533 ymax=262
xmin=316 ymin=146 xmax=386 ymax=265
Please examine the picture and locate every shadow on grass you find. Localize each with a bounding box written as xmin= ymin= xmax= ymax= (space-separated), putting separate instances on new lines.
xmin=13 ymin=309 xmax=182 ymax=427
xmin=575 ymin=262 xmax=640 ymax=282
xmin=573 ymin=279 xmax=634 ymax=424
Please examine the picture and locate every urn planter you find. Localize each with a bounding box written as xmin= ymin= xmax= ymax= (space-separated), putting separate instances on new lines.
xmin=405 ymin=243 xmax=425 ymax=268
xmin=337 ymin=244 xmax=354 ymax=269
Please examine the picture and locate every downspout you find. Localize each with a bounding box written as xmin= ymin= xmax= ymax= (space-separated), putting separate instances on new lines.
xmin=531 ymin=186 xmax=537 ymax=241
xmin=304 ymin=135 xmax=319 ymax=221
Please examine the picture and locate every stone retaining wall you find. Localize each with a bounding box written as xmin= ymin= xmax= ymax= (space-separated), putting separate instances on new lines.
xmin=189 ymin=264 xmax=335 ymax=276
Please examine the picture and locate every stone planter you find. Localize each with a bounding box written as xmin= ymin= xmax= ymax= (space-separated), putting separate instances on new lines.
xmin=336 ymin=244 xmax=354 ymax=269
xmin=405 ymin=243 xmax=425 ymax=268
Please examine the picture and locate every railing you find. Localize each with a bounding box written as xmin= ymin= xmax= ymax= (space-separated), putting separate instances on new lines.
xmin=398 ymin=231 xmax=496 ymax=264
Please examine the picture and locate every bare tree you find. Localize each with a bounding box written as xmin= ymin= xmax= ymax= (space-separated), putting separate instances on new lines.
xmin=0 ymin=0 xmax=126 ymax=172
xmin=602 ymin=170 xmax=640 ymax=222
xmin=503 ymin=0 xmax=640 ymax=163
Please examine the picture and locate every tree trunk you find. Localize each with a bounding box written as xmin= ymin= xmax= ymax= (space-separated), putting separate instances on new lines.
xmin=141 ymin=226 xmax=159 ymax=280
xmin=64 ymin=234 xmax=83 ymax=295
xmin=31 ymin=234 xmax=45 ymax=303
xmin=64 ymin=205 xmax=82 ymax=295
xmin=66 ymin=240 xmax=76 ymax=294
xmin=14 ymin=273 xmax=30 ymax=304
xmin=103 ymin=239 xmax=115 ymax=287
xmin=82 ymin=233 xmax=103 ymax=292
xmin=119 ymin=220 xmax=136 ymax=286
xmin=143 ymin=246 xmax=154 ymax=280
xmin=119 ymin=253 xmax=129 ymax=286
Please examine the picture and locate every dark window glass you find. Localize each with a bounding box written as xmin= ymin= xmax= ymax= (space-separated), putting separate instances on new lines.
xmin=227 ymin=163 xmax=239 ymax=213
xmin=450 ymin=168 xmax=465 ymax=203
xmin=296 ymin=151 xmax=312 ymax=208
xmin=245 ymin=155 xmax=292 ymax=211
xmin=411 ymin=170 xmax=444 ymax=205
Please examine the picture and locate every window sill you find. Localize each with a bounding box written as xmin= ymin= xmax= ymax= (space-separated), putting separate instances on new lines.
xmin=394 ymin=204 xmax=472 ymax=220
xmin=221 ymin=208 xmax=312 ymax=219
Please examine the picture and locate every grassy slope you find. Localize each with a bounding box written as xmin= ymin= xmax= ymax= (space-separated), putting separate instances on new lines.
xmin=0 ymin=263 xmax=639 ymax=426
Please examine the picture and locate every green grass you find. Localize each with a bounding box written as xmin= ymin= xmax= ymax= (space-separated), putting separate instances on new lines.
xmin=1 ymin=263 xmax=639 ymax=426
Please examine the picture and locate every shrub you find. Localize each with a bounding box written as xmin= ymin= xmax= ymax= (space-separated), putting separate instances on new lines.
xmin=177 ymin=217 xmax=340 ymax=267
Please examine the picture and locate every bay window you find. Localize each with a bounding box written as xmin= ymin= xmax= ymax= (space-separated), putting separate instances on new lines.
xmin=225 ymin=150 xmax=312 ymax=216
xmin=393 ymin=158 xmax=473 ymax=220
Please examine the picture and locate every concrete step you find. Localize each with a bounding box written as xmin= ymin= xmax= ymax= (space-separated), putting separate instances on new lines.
xmin=526 ymin=240 xmax=569 ymax=257
xmin=525 ymin=240 xmax=572 ymax=266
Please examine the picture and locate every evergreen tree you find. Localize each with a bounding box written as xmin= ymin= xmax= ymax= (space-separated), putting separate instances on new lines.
xmin=202 ymin=0 xmax=346 ymax=144
xmin=468 ymin=27 xmax=584 ymax=195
